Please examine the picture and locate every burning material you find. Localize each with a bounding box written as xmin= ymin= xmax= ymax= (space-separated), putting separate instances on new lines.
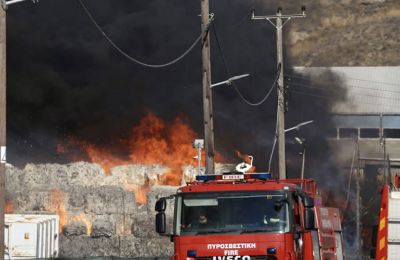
xmin=128 ymin=113 xmax=199 ymax=185
xmin=59 ymin=113 xmax=199 ymax=183
xmin=5 ymin=200 xmax=13 ymax=213
xmin=49 ymin=189 xmax=67 ymax=232
xmin=57 ymin=112 xmax=227 ymax=203
xmin=71 ymin=213 xmax=92 ymax=236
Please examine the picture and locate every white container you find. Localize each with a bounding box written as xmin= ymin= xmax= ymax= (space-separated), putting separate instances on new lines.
xmin=4 ymin=214 xmax=59 ymax=259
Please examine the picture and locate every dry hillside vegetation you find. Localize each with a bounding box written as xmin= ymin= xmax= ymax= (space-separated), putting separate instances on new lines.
xmin=287 ymin=0 xmax=400 ymax=66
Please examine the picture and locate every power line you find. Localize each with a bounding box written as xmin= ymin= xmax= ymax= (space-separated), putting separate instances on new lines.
xmin=340 ymin=75 xmax=400 ymax=88
xmin=286 ymin=73 xmax=400 ymax=95
xmin=285 ymin=72 xmax=400 ymax=90
xmin=289 ymin=89 xmax=398 ymax=108
xmin=78 ymin=0 xmax=205 ymax=68
xmin=268 ymin=109 xmax=279 ymax=172
xmin=212 ymin=22 xmax=280 ymax=106
xmin=345 ymin=140 xmax=358 ymax=209
xmin=288 ymin=81 xmax=400 ymax=103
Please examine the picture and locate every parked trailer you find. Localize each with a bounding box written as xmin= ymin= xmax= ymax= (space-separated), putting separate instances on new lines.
xmin=4 ymin=214 xmax=59 ymax=259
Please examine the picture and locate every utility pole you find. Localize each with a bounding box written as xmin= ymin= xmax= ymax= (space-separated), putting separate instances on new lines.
xmin=0 ymin=3 xmax=5 ymax=258
xmin=252 ymin=7 xmax=305 ymax=179
xmin=200 ymin=0 xmax=215 ymax=175
xmin=0 ymin=1 xmax=37 ymax=257
xmin=356 ymin=156 xmax=361 ymax=256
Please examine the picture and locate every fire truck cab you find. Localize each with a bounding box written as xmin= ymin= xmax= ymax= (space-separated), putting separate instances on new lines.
xmin=155 ymin=172 xmax=344 ymax=260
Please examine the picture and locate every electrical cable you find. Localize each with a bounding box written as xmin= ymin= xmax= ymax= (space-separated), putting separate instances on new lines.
xmin=289 ymin=89 xmax=397 ymax=108
xmin=288 ymin=81 xmax=400 ymax=103
xmin=344 ymin=140 xmax=358 ymax=209
xmin=212 ymin=22 xmax=280 ymax=106
xmin=78 ymin=0 xmax=208 ymax=68
xmin=225 ymin=10 xmax=252 ymax=31
xmin=285 ymin=73 xmax=400 ymax=93
xmin=285 ymin=69 xmax=400 ymax=87
xmin=289 ymin=82 xmax=400 ymax=102
xmin=268 ymin=109 xmax=279 ymax=172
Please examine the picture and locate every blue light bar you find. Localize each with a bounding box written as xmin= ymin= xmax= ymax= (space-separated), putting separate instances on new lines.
xmin=195 ymin=175 xmax=217 ymax=181
xmin=250 ymin=173 xmax=271 ymax=180
xmin=195 ymin=173 xmax=271 ymax=181
xmin=267 ymin=247 xmax=277 ymax=254
xmin=187 ymin=250 xmax=197 ymax=257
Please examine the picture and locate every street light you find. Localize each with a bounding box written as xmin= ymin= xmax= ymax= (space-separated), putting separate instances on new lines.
xmin=285 ymin=120 xmax=314 ymax=133
xmin=294 ymin=137 xmax=306 ymax=180
xmin=268 ymin=120 xmax=314 ymax=172
xmin=193 ymin=139 xmax=204 ymax=175
xmin=3 ymin=0 xmax=38 ymax=7
xmin=211 ymin=74 xmax=250 ymax=88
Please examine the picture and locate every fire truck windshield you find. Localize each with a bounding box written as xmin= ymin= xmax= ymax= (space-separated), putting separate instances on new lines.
xmin=175 ymin=191 xmax=290 ymax=235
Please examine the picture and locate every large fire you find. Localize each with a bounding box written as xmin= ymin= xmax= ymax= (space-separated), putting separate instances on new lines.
xmin=58 ymin=112 xmax=218 ymax=204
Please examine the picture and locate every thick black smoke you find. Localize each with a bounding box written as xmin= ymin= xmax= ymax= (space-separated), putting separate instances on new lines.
xmin=6 ymin=0 xmax=346 ymax=180
xmin=8 ymin=0 xmax=358 ymax=254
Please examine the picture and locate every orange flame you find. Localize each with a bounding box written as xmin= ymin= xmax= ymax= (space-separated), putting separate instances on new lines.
xmin=49 ymin=190 xmax=67 ymax=232
xmin=58 ymin=112 xmax=225 ymax=203
xmin=72 ymin=213 xmax=92 ymax=236
xmin=128 ymin=114 xmax=198 ymax=185
xmin=5 ymin=200 xmax=13 ymax=213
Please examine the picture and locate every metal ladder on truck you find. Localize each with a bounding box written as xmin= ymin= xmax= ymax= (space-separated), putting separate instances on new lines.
xmin=374 ymin=175 xmax=400 ymax=259
xmin=387 ymin=176 xmax=400 ymax=259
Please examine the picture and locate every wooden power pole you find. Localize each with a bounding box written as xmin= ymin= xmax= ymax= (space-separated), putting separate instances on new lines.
xmin=0 ymin=4 xmax=6 ymax=258
xmin=200 ymin=0 xmax=215 ymax=175
xmin=275 ymin=12 xmax=285 ymax=180
xmin=252 ymin=7 xmax=305 ymax=179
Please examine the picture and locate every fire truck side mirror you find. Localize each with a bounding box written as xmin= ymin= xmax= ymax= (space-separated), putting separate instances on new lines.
xmin=155 ymin=198 xmax=167 ymax=212
xmin=370 ymin=248 xmax=376 ymax=259
xmin=303 ymin=196 xmax=314 ymax=208
xmin=304 ymin=208 xmax=315 ymax=230
xmin=370 ymin=225 xmax=378 ymax=259
xmin=156 ymin=212 xmax=166 ymax=234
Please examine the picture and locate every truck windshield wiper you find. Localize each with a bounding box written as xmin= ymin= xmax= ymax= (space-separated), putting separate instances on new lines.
xmin=241 ymin=229 xmax=270 ymax=234
xmin=196 ymin=229 xmax=241 ymax=235
xmin=196 ymin=230 xmax=225 ymax=235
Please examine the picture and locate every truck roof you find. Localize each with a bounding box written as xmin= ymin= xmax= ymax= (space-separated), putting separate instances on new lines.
xmin=179 ymin=173 xmax=316 ymax=196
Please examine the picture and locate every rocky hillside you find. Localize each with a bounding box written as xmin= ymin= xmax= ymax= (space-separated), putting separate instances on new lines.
xmin=286 ymin=0 xmax=400 ymax=66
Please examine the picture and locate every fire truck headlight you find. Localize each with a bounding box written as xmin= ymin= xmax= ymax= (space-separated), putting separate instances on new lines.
xmin=187 ymin=250 xmax=197 ymax=257
xmin=267 ymin=247 xmax=277 ymax=254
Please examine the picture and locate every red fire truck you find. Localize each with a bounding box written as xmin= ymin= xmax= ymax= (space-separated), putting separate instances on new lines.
xmin=155 ymin=172 xmax=344 ymax=259
xmin=371 ymin=175 xmax=400 ymax=259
